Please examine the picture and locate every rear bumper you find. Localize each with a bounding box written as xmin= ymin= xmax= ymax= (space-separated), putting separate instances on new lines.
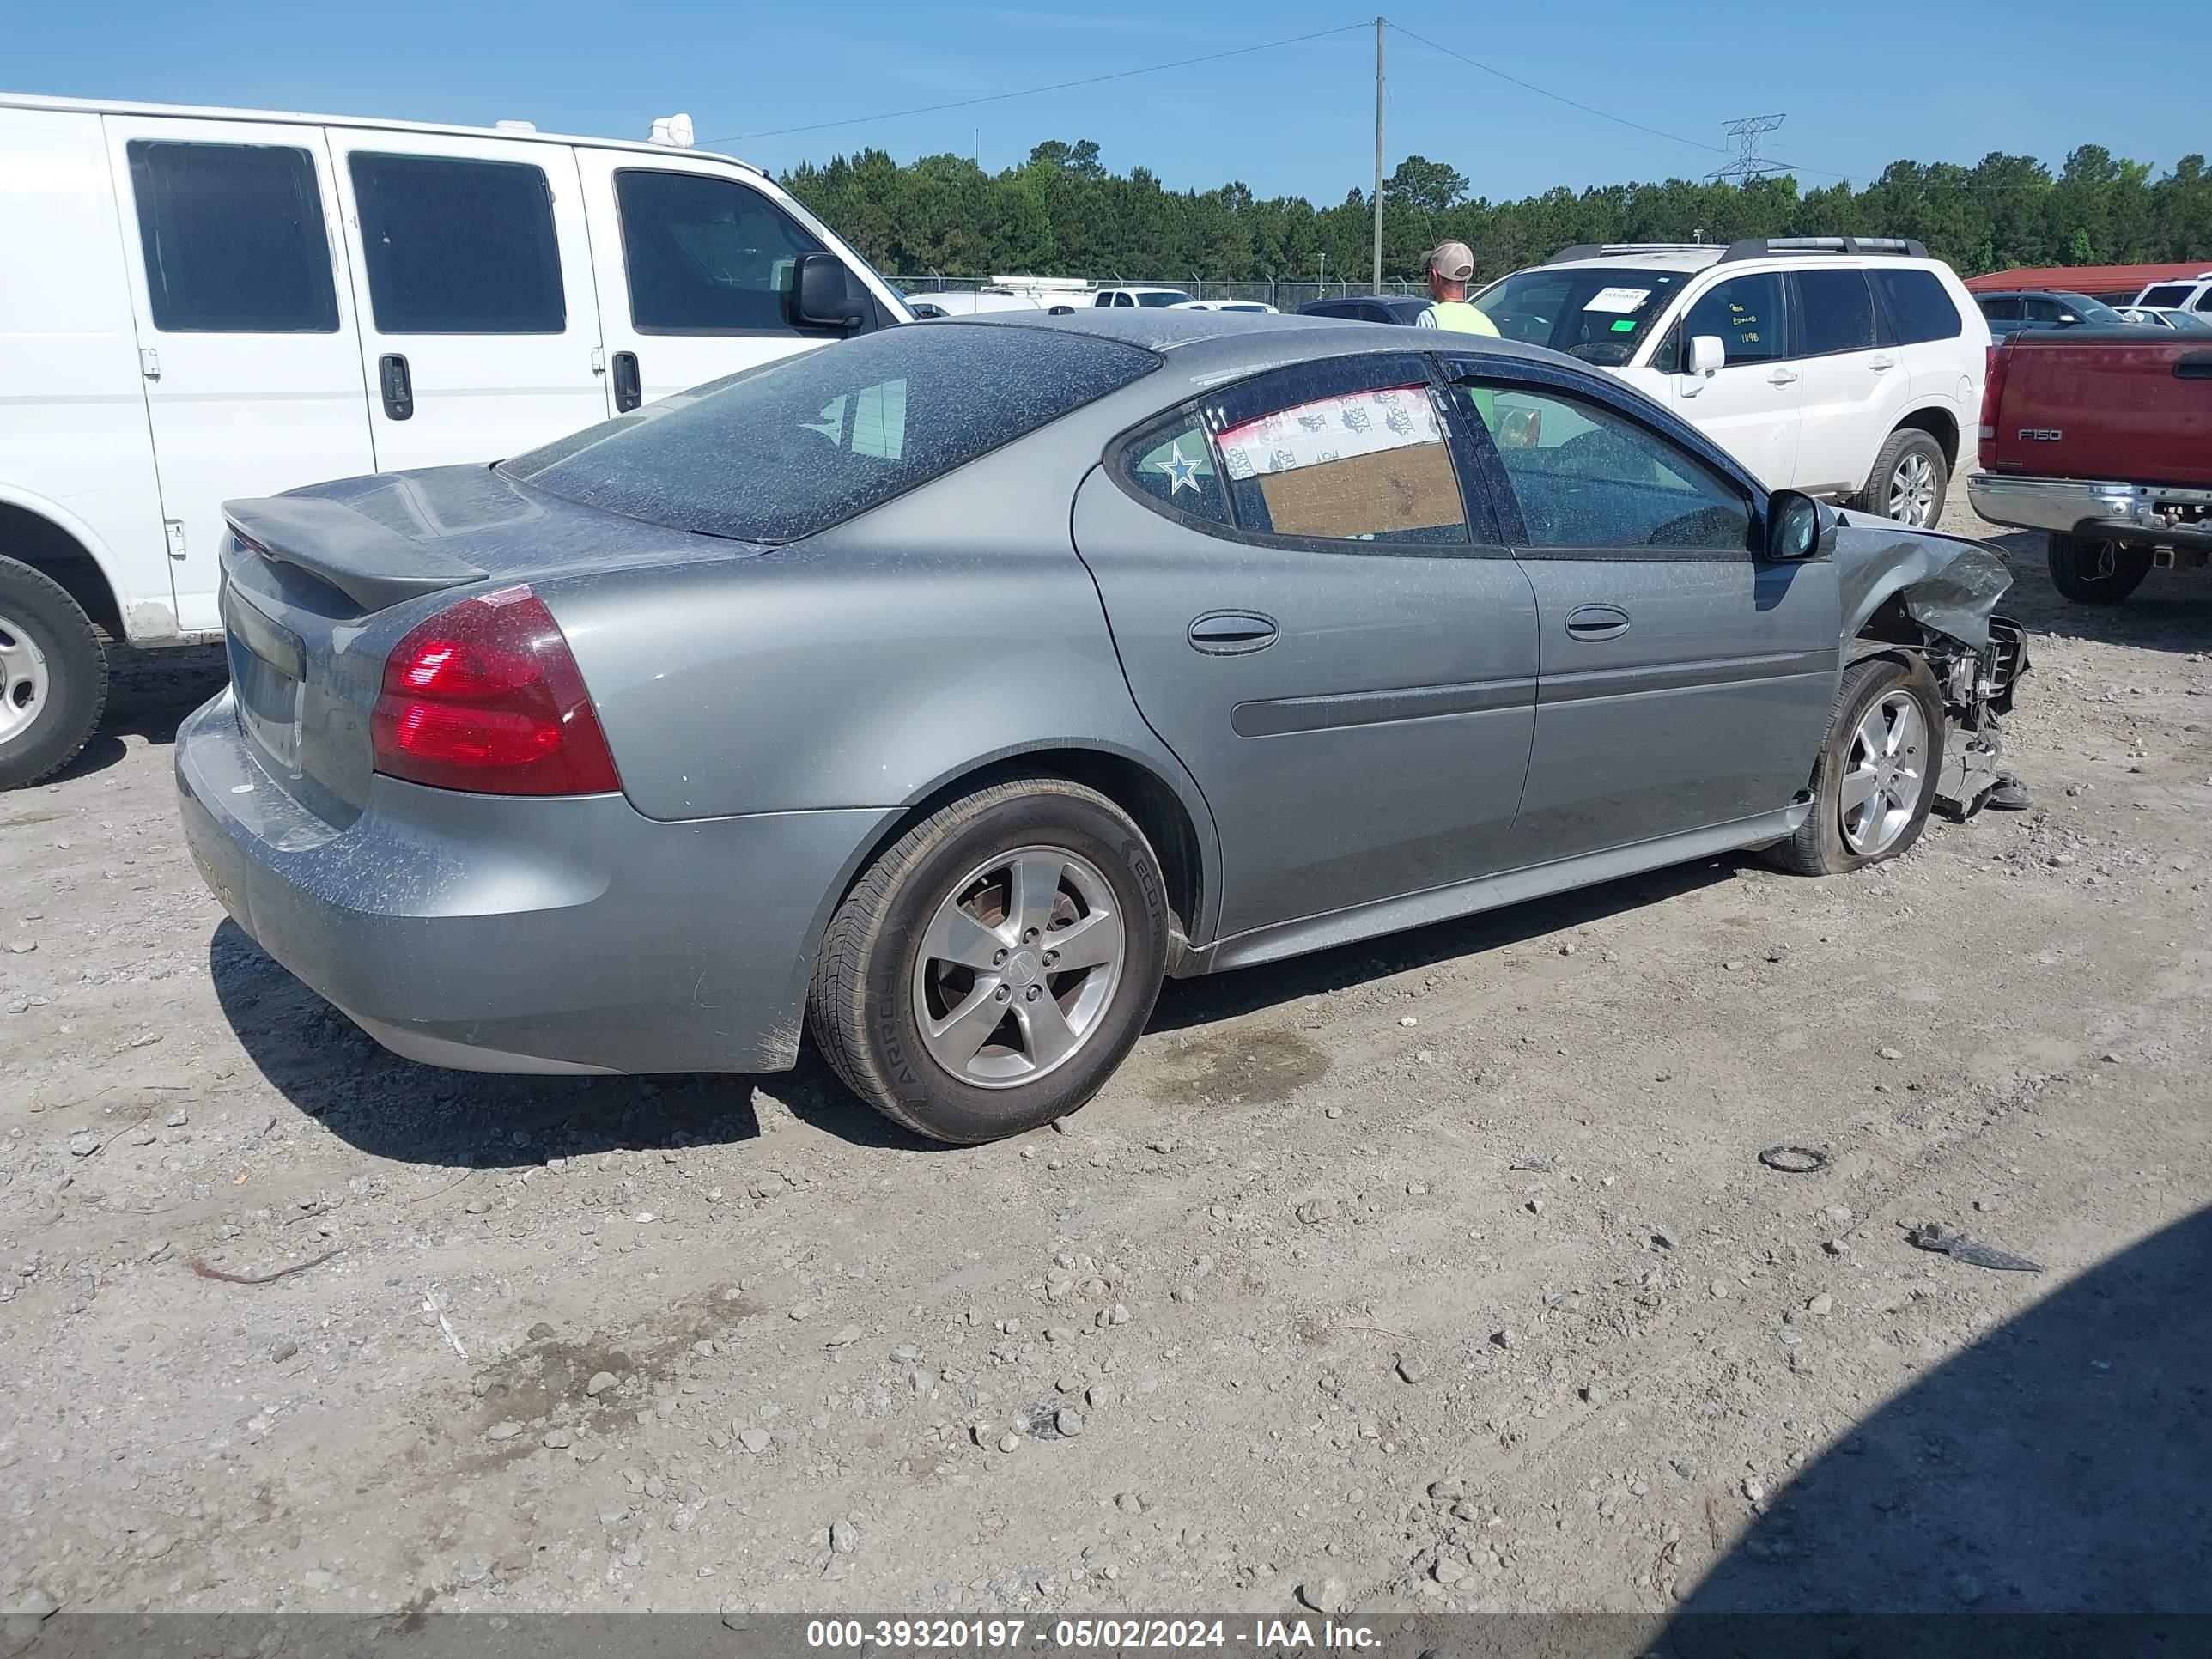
xmin=176 ymin=689 xmax=895 ymax=1076
xmin=1968 ymin=473 xmax=2212 ymax=548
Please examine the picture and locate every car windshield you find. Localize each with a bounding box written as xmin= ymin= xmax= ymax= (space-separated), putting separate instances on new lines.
xmin=1137 ymin=290 xmax=1191 ymax=307
xmin=502 ymin=324 xmax=1157 ymax=542
xmin=2061 ymin=295 xmax=2129 ymax=325
xmin=1467 ymin=267 xmax=1687 ymax=366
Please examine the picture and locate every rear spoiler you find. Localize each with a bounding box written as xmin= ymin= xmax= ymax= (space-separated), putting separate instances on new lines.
xmin=223 ymin=496 xmax=489 ymax=613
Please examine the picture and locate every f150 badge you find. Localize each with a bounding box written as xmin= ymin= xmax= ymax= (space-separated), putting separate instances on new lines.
xmin=2018 ymin=428 xmax=2063 ymax=441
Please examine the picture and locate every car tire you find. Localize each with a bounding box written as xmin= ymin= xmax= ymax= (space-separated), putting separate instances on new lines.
xmin=809 ymin=776 xmax=1170 ymax=1145
xmin=2046 ymin=532 xmax=2153 ymax=604
xmin=1766 ymin=654 xmax=1945 ymax=878
xmin=1854 ymin=428 xmax=1948 ymax=528
xmin=0 ymin=555 xmax=107 ymax=792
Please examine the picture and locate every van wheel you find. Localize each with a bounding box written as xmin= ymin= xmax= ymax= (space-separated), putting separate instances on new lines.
xmin=1765 ymin=655 xmax=1945 ymax=877
xmin=808 ymin=777 xmax=1169 ymax=1145
xmin=1855 ymin=428 xmax=1948 ymax=527
xmin=2047 ymin=533 xmax=2153 ymax=604
xmin=0 ymin=556 xmax=107 ymax=791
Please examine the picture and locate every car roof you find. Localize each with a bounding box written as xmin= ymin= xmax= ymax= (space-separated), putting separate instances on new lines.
xmin=947 ymin=306 xmax=1570 ymax=380
xmin=0 ymin=88 xmax=769 ymax=174
xmin=1535 ymin=248 xmax=1940 ymax=276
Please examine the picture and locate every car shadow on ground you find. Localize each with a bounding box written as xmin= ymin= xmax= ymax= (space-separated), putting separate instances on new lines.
xmin=207 ymin=919 xmax=926 ymax=1166
xmin=1980 ymin=528 xmax=2212 ymax=654
xmin=210 ymin=856 xmax=1742 ymax=1167
xmin=1663 ymin=1203 xmax=2212 ymax=1649
xmin=47 ymin=643 xmax=229 ymax=785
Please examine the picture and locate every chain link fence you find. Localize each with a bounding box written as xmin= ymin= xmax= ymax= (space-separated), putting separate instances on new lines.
xmin=891 ymin=276 xmax=1425 ymax=310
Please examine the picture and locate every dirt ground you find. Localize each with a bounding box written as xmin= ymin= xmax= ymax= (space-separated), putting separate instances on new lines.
xmin=3 ymin=504 xmax=2209 ymax=1630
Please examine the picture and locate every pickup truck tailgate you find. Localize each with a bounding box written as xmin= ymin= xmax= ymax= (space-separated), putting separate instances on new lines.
xmin=1984 ymin=332 xmax=2212 ymax=489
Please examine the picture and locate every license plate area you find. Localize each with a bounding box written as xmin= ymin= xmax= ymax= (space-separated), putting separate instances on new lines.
xmin=222 ymin=586 xmax=306 ymax=774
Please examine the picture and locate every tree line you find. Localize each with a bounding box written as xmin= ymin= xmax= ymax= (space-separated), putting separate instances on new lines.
xmin=781 ymin=140 xmax=2212 ymax=284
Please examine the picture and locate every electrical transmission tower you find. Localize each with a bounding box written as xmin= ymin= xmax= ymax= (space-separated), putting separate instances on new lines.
xmin=1708 ymin=114 xmax=1788 ymax=185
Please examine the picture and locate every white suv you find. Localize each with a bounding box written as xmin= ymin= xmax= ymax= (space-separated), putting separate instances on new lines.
xmin=1469 ymin=238 xmax=1989 ymax=526
xmin=2129 ymin=272 xmax=2212 ymax=319
xmin=0 ymin=92 xmax=906 ymax=789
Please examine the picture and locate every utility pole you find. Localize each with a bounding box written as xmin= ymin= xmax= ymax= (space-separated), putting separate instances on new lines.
xmin=1708 ymin=114 xmax=1787 ymax=185
xmin=1372 ymin=16 xmax=1385 ymax=294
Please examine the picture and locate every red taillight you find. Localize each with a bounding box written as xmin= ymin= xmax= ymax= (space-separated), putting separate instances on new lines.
xmin=371 ymin=586 xmax=620 ymax=796
xmin=1977 ymin=343 xmax=2007 ymax=471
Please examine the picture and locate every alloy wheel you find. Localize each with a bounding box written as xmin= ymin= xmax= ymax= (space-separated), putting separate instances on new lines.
xmin=909 ymin=845 xmax=1127 ymax=1089
xmin=1887 ymin=453 xmax=1938 ymax=526
xmin=1838 ymin=690 xmax=1927 ymax=855
xmin=0 ymin=611 xmax=50 ymax=746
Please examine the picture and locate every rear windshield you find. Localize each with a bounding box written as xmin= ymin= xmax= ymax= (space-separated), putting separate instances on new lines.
xmin=503 ymin=324 xmax=1156 ymax=541
xmin=1467 ymin=266 xmax=1687 ymax=366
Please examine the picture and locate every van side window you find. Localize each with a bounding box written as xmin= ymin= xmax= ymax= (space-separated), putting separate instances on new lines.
xmin=613 ymin=171 xmax=830 ymax=334
xmin=349 ymin=154 xmax=564 ymax=334
xmin=125 ymin=141 xmax=339 ymax=333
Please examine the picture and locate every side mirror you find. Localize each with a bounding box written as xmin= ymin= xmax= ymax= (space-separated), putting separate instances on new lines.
xmin=1687 ymin=334 xmax=1725 ymax=376
xmin=2058 ymin=312 xmax=2079 ymax=325
xmin=787 ymin=252 xmax=870 ymax=331
xmin=1765 ymin=489 xmax=1835 ymax=562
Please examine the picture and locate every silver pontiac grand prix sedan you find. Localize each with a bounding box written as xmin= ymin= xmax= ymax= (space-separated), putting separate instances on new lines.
xmin=179 ymin=310 xmax=2026 ymax=1144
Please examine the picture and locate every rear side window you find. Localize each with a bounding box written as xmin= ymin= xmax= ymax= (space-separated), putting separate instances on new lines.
xmin=505 ymin=323 xmax=1156 ymax=542
xmin=1875 ymin=268 xmax=1962 ymax=343
xmin=615 ymin=170 xmax=829 ymax=334
xmin=349 ymin=154 xmax=564 ymax=334
xmin=126 ymin=141 xmax=338 ymax=333
xmin=1794 ymin=269 xmax=1878 ymax=356
xmin=1218 ymin=384 xmax=1466 ymax=544
xmin=2139 ymin=284 xmax=2192 ymax=307
xmin=1978 ymin=296 xmax=2023 ymax=322
xmin=1120 ymin=417 xmax=1231 ymax=526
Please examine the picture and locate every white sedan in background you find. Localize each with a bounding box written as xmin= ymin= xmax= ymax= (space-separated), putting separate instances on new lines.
xmin=1170 ymin=299 xmax=1279 ymax=314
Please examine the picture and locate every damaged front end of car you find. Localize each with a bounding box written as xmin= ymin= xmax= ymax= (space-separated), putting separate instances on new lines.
xmin=1835 ymin=520 xmax=2031 ymax=816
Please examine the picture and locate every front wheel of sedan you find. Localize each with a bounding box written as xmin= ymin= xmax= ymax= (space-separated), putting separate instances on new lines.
xmin=1767 ymin=655 xmax=1946 ymax=877
xmin=809 ymin=777 xmax=1170 ymax=1145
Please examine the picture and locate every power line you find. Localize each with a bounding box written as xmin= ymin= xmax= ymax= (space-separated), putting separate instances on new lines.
xmin=1709 ymin=114 xmax=1789 ymax=185
xmin=1387 ymin=23 xmax=1855 ymax=180
xmin=702 ymin=22 xmax=1370 ymax=147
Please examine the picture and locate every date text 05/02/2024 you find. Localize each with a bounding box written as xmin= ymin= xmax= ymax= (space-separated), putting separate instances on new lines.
xmin=803 ymin=1620 xmax=1382 ymax=1651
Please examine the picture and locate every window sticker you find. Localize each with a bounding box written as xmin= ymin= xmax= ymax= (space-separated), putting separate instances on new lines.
xmin=1216 ymin=385 xmax=1441 ymax=482
xmin=1582 ymin=286 xmax=1653 ymax=313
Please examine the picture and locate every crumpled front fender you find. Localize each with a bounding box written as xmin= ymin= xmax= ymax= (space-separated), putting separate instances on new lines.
xmin=1835 ymin=519 xmax=2014 ymax=650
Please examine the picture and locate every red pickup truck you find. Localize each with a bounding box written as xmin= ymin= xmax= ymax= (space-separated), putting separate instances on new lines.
xmin=1968 ymin=330 xmax=2212 ymax=602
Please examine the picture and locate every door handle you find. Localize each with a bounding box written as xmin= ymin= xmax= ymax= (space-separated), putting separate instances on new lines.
xmin=1565 ymin=603 xmax=1631 ymax=641
xmin=1188 ymin=611 xmax=1278 ymax=655
xmin=612 ymin=350 xmax=642 ymax=414
xmin=1766 ymin=368 xmax=1800 ymax=386
xmin=378 ymin=354 xmax=413 ymax=421
xmin=1868 ymin=356 xmax=1896 ymax=372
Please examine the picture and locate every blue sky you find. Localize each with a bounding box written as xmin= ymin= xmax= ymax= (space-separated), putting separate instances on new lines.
xmin=12 ymin=0 xmax=2200 ymax=202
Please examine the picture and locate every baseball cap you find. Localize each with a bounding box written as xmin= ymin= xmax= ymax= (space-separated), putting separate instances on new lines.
xmin=1424 ymin=240 xmax=1476 ymax=283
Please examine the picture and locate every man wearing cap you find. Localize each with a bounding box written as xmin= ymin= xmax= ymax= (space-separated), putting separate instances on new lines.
xmin=1415 ymin=241 xmax=1498 ymax=336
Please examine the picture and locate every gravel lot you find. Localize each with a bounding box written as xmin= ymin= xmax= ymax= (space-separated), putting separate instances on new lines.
xmin=3 ymin=506 xmax=2208 ymax=1626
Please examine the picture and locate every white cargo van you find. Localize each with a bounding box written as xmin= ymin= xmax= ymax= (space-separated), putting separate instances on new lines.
xmin=0 ymin=93 xmax=908 ymax=787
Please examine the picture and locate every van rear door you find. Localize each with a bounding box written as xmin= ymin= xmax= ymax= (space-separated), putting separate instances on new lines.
xmin=327 ymin=129 xmax=610 ymax=471
xmin=570 ymin=149 xmax=865 ymax=409
xmin=103 ymin=115 xmax=375 ymax=635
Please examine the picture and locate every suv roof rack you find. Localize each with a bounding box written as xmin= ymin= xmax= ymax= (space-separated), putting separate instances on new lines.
xmin=1545 ymin=242 xmax=1712 ymax=264
xmin=1717 ymin=235 xmax=1929 ymax=264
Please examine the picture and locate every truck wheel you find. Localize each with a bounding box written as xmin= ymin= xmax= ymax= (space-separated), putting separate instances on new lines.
xmin=1765 ymin=655 xmax=1945 ymax=878
xmin=2046 ymin=533 xmax=2152 ymax=604
xmin=1854 ymin=428 xmax=1948 ymax=527
xmin=0 ymin=556 xmax=107 ymax=791
xmin=809 ymin=777 xmax=1169 ymax=1145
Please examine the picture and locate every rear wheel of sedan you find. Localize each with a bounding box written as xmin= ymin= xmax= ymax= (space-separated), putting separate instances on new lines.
xmin=809 ymin=777 xmax=1170 ymax=1145
xmin=1855 ymin=428 xmax=1948 ymax=528
xmin=2046 ymin=532 xmax=2153 ymax=604
xmin=1767 ymin=655 xmax=1945 ymax=877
